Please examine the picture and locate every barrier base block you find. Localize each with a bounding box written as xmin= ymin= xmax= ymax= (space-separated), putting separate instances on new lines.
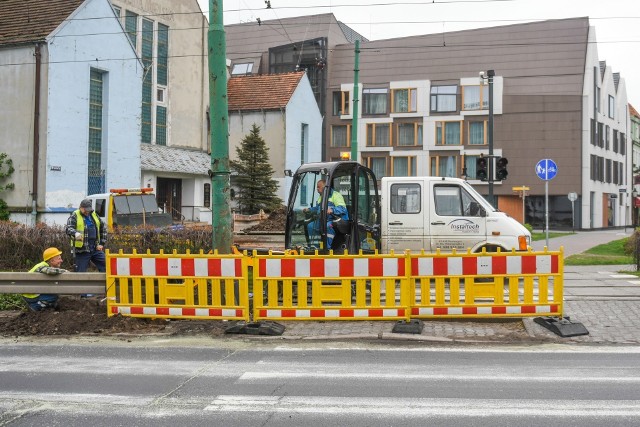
xmin=225 ymin=321 xmax=285 ymax=336
xmin=533 ymin=316 xmax=589 ymax=338
xmin=392 ymin=319 xmax=424 ymax=334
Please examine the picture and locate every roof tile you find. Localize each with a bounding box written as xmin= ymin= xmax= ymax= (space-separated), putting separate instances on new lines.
xmin=227 ymin=72 xmax=304 ymax=111
xmin=0 ymin=0 xmax=85 ymax=47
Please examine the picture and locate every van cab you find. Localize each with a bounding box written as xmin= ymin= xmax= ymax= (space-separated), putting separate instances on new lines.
xmin=381 ymin=176 xmax=530 ymax=253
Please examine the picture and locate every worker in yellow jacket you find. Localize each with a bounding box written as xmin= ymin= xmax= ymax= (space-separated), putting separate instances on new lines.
xmin=22 ymin=247 xmax=67 ymax=311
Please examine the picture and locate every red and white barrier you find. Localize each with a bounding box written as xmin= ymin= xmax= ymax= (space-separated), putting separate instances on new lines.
xmin=411 ymin=254 xmax=559 ymax=277
xmin=258 ymin=257 xmax=405 ymax=278
xmin=109 ymin=257 xmax=243 ymax=277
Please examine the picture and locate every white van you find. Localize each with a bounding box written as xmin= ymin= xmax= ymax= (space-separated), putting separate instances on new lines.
xmin=381 ymin=176 xmax=531 ymax=253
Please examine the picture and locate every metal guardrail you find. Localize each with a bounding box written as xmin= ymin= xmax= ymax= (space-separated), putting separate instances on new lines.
xmin=0 ymin=272 xmax=106 ymax=294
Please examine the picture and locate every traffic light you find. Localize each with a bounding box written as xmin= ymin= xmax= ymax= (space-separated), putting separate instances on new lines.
xmin=476 ymin=157 xmax=488 ymax=181
xmin=496 ymin=157 xmax=508 ymax=181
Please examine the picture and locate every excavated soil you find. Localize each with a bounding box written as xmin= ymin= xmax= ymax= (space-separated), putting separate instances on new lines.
xmin=242 ymin=206 xmax=287 ymax=233
xmin=0 ymin=296 xmax=227 ymax=337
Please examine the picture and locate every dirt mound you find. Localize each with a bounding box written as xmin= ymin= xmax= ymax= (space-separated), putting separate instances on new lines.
xmin=242 ymin=205 xmax=286 ymax=233
xmin=0 ymin=296 xmax=227 ymax=337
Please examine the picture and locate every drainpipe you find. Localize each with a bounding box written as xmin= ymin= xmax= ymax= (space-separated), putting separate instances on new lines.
xmin=31 ymin=43 xmax=42 ymax=222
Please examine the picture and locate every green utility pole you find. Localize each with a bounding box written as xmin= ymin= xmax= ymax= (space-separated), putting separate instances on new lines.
xmin=350 ymin=39 xmax=360 ymax=161
xmin=208 ymin=0 xmax=232 ymax=253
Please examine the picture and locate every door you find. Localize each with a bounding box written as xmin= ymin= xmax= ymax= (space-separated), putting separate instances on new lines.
xmin=428 ymin=183 xmax=487 ymax=252
xmin=157 ymin=178 xmax=183 ymax=221
xmin=383 ymin=180 xmax=428 ymax=252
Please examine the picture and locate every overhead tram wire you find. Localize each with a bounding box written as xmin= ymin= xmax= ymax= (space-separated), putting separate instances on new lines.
xmin=2 ymin=36 xmax=638 ymax=68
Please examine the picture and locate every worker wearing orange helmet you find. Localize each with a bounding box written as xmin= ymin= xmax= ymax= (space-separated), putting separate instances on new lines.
xmin=22 ymin=247 xmax=67 ymax=311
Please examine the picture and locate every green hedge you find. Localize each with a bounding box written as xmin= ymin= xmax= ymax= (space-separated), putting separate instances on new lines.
xmin=0 ymin=221 xmax=216 ymax=271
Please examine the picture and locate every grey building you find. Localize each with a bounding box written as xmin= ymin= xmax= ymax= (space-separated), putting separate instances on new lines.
xmin=226 ymin=16 xmax=630 ymax=229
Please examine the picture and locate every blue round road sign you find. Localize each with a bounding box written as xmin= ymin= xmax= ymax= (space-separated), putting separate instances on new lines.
xmin=535 ymin=159 xmax=558 ymax=181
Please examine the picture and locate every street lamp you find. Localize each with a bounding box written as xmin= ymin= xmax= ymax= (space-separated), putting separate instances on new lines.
xmin=480 ymin=69 xmax=496 ymax=207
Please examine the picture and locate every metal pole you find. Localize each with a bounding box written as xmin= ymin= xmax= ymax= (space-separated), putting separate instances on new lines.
xmin=545 ymin=180 xmax=549 ymax=248
xmin=522 ymin=189 xmax=525 ymax=224
xmin=488 ymin=69 xmax=495 ymax=208
xmin=350 ymin=39 xmax=360 ymax=161
xmin=208 ymin=0 xmax=232 ymax=253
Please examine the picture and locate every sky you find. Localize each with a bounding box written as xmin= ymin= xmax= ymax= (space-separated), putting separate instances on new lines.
xmin=197 ymin=0 xmax=640 ymax=108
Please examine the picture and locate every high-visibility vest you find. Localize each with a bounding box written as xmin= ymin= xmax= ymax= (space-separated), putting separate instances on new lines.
xmin=22 ymin=261 xmax=49 ymax=298
xmin=72 ymin=210 xmax=102 ymax=248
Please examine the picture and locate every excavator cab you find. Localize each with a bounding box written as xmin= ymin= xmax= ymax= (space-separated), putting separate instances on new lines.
xmin=285 ymin=161 xmax=381 ymax=254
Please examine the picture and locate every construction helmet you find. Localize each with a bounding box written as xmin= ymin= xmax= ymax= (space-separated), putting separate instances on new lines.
xmin=43 ymin=247 xmax=62 ymax=262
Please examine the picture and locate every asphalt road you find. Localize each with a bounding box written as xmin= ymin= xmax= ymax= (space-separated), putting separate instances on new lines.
xmin=1 ymin=340 xmax=639 ymax=426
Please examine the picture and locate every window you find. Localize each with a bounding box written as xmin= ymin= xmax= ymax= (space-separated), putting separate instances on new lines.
xmin=392 ymin=157 xmax=416 ymax=176
xmin=430 ymin=155 xmax=457 ymax=177
xmin=157 ymin=87 xmax=166 ymax=104
xmin=332 ymin=91 xmax=349 ymax=115
xmin=363 ymin=88 xmax=388 ymax=114
xmin=597 ymin=122 xmax=604 ymax=148
xmin=468 ymin=121 xmax=486 ymax=145
xmin=366 ymin=123 xmax=391 ymax=146
xmin=156 ymin=106 xmax=167 ymax=145
xmin=613 ymin=130 xmax=619 ymax=153
xmin=436 ymin=121 xmax=461 ymax=145
xmin=390 ymin=183 xmax=421 ymax=214
xmin=464 ymin=155 xmax=480 ymax=179
xmin=609 ymin=95 xmax=615 ymax=118
xmin=331 ymin=125 xmax=350 ymax=147
xmin=596 ymin=87 xmax=601 ymax=112
xmin=141 ymin=18 xmax=154 ymax=143
xmin=396 ymin=123 xmax=422 ymax=146
xmin=462 ymin=85 xmax=488 ymax=110
xmin=391 ymin=88 xmax=417 ymax=113
xmin=620 ymin=133 xmax=626 ymax=155
xmin=231 ymin=62 xmax=253 ymax=75
xmin=591 ymin=119 xmax=596 ymax=146
xmin=365 ymin=157 xmax=387 ymax=178
xmin=125 ymin=10 xmax=138 ymax=49
xmin=434 ymin=186 xmax=463 ymax=216
xmin=430 ymin=85 xmax=457 ymax=112
xmin=157 ymin=24 xmax=168 ymax=86
xmin=112 ymin=5 xmax=121 ymax=19
xmin=606 ymin=159 xmax=612 ymax=183
xmin=88 ymin=68 xmax=105 ymax=195
xmin=605 ymin=125 xmax=610 ymax=150
xmin=300 ymin=123 xmax=308 ymax=164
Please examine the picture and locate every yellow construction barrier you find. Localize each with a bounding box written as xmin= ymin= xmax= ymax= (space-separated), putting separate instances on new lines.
xmin=252 ymin=250 xmax=411 ymax=321
xmin=408 ymin=248 xmax=563 ymax=318
xmin=106 ymin=250 xmax=250 ymax=321
xmin=104 ymin=248 xmax=563 ymax=323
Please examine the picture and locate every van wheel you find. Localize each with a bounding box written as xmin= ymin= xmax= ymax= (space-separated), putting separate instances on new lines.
xmin=478 ymin=245 xmax=503 ymax=253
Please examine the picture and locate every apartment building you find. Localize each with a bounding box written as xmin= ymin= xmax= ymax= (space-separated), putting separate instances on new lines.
xmin=227 ymin=16 xmax=630 ymax=229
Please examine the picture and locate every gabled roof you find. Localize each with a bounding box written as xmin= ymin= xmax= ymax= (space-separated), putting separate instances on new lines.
xmin=228 ymin=72 xmax=305 ymax=111
xmin=0 ymin=0 xmax=85 ymax=47
xmin=141 ymin=144 xmax=210 ymax=175
xmin=630 ymin=104 xmax=640 ymax=119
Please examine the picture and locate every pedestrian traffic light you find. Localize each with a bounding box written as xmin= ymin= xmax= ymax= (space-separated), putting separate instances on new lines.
xmin=476 ymin=157 xmax=488 ymax=181
xmin=496 ymin=157 xmax=508 ymax=181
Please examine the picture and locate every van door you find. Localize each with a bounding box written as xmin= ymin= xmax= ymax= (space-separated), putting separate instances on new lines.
xmin=428 ymin=183 xmax=487 ymax=252
xmin=382 ymin=180 xmax=429 ymax=252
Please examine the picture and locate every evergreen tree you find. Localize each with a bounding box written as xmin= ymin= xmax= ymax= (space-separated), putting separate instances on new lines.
xmin=230 ymin=124 xmax=282 ymax=214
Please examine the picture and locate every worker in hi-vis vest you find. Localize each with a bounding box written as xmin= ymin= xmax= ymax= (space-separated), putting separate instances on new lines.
xmin=22 ymin=247 xmax=67 ymax=311
xmin=303 ymin=179 xmax=349 ymax=249
xmin=65 ymin=198 xmax=107 ymax=273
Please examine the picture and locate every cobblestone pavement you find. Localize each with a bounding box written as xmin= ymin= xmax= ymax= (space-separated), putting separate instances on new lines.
xmin=272 ymin=300 xmax=640 ymax=345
